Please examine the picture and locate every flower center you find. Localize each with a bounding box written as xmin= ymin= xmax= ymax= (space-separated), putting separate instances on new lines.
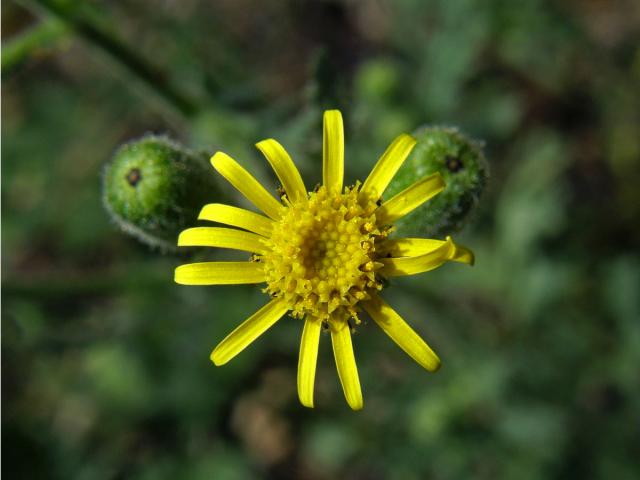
xmin=261 ymin=185 xmax=389 ymax=325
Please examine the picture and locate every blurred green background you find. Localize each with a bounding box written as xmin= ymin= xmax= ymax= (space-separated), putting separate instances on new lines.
xmin=3 ymin=1 xmax=640 ymax=479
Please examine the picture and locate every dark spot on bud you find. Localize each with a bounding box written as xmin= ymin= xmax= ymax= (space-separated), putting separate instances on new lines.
xmin=321 ymin=321 xmax=330 ymax=332
xmin=445 ymin=156 xmax=463 ymax=173
xmin=126 ymin=168 xmax=142 ymax=187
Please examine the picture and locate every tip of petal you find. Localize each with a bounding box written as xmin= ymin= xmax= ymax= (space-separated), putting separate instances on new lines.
xmin=174 ymin=266 xmax=186 ymax=284
xmin=197 ymin=204 xmax=214 ymax=220
xmin=424 ymin=354 xmax=442 ymax=373
xmin=176 ymin=231 xmax=188 ymax=247
xmin=299 ymin=396 xmax=315 ymax=409
xmin=431 ymin=357 xmax=442 ymax=372
xmin=210 ymin=348 xmax=227 ymax=366
xmin=466 ymin=252 xmax=475 ymax=266
xmin=255 ymin=138 xmax=273 ymax=149
xmin=210 ymin=151 xmax=227 ymax=170
xmin=446 ymin=236 xmax=475 ymax=266
xmin=348 ymin=397 xmax=364 ymax=411
xmin=398 ymin=132 xmax=417 ymax=148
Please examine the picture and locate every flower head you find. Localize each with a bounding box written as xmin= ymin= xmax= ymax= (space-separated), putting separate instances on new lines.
xmin=175 ymin=110 xmax=473 ymax=410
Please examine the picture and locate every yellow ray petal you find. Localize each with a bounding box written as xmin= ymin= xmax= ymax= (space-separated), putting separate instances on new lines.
xmin=198 ymin=203 xmax=273 ymax=237
xmin=210 ymin=298 xmax=289 ymax=366
xmin=450 ymin=243 xmax=475 ymax=265
xmin=297 ymin=318 xmax=322 ymax=408
xmin=363 ymin=295 xmax=440 ymax=372
xmin=256 ymin=139 xmax=307 ymax=203
xmin=382 ymin=238 xmax=444 ymax=257
xmin=380 ymin=237 xmax=452 ymax=276
xmin=331 ymin=323 xmax=363 ymax=410
xmin=322 ymin=110 xmax=344 ymax=193
xmin=174 ymin=262 xmax=265 ymax=285
xmin=211 ymin=152 xmax=283 ymax=220
xmin=383 ymin=237 xmax=475 ymax=265
xmin=360 ymin=134 xmax=416 ymax=202
xmin=376 ymin=173 xmax=445 ymax=224
xmin=380 ymin=236 xmax=472 ymax=276
xmin=178 ymin=227 xmax=268 ymax=254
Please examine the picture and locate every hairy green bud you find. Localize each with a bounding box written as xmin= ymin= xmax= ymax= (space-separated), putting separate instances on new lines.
xmin=386 ymin=127 xmax=488 ymax=237
xmin=102 ymin=135 xmax=221 ymax=250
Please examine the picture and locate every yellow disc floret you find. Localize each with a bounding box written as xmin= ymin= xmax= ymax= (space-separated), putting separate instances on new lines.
xmin=261 ymin=185 xmax=389 ymax=326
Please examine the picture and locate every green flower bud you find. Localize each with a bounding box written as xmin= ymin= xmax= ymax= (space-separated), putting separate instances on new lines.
xmin=386 ymin=127 xmax=488 ymax=237
xmin=102 ymin=135 xmax=222 ymax=250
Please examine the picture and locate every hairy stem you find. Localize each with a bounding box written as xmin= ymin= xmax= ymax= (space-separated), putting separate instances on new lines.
xmin=1 ymin=17 xmax=69 ymax=74
xmin=21 ymin=0 xmax=199 ymax=118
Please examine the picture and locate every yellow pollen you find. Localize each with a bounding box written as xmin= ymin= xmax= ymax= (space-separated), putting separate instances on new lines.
xmin=261 ymin=185 xmax=389 ymax=325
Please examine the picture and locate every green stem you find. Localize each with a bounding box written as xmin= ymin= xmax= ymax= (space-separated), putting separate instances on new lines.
xmin=21 ymin=0 xmax=199 ymax=118
xmin=1 ymin=17 xmax=69 ymax=74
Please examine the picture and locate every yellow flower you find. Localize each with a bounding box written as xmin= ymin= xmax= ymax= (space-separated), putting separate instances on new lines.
xmin=175 ymin=110 xmax=474 ymax=410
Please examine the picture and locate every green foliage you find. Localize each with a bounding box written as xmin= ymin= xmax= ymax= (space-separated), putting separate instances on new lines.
xmin=3 ymin=0 xmax=640 ymax=479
